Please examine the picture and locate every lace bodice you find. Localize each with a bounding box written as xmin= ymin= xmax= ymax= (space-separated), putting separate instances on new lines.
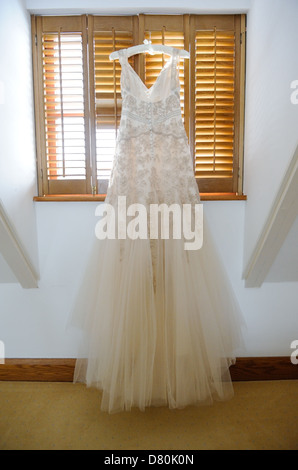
xmin=106 ymin=49 xmax=200 ymax=207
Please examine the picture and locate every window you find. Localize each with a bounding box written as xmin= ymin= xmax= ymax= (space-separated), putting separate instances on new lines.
xmin=32 ymin=14 xmax=246 ymax=199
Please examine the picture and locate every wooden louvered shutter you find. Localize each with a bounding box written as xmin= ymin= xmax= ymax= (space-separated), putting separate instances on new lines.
xmin=32 ymin=14 xmax=245 ymax=199
xmin=139 ymin=14 xmax=190 ymax=136
xmin=33 ymin=16 xmax=91 ymax=195
xmin=190 ymin=15 xmax=245 ymax=194
xmin=88 ymin=16 xmax=136 ymax=194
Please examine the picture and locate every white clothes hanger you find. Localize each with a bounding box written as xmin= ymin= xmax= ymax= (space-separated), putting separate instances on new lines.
xmin=110 ymin=39 xmax=190 ymax=61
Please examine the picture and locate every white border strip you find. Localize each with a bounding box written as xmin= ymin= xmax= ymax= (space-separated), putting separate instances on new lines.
xmin=0 ymin=201 xmax=39 ymax=289
xmin=243 ymin=146 xmax=298 ymax=287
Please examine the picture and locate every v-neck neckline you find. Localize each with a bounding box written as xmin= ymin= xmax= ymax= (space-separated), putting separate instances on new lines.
xmin=125 ymin=57 xmax=173 ymax=95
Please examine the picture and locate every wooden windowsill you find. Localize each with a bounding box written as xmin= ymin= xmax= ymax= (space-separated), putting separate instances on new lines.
xmin=200 ymin=193 xmax=247 ymax=201
xmin=33 ymin=193 xmax=247 ymax=202
xmin=34 ymin=194 xmax=106 ymax=202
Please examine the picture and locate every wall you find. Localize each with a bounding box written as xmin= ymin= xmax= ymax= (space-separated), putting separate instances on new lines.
xmin=2 ymin=201 xmax=248 ymax=358
xmin=25 ymin=0 xmax=251 ymax=15
xmin=1 ymin=199 xmax=297 ymax=358
xmin=0 ymin=0 xmax=297 ymax=360
xmin=243 ymin=0 xmax=298 ymax=270
xmin=0 ymin=0 xmax=39 ymax=272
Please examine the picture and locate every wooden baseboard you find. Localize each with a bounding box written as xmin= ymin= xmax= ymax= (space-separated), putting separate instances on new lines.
xmin=0 ymin=359 xmax=75 ymax=382
xmin=0 ymin=357 xmax=297 ymax=383
xmin=230 ymin=357 xmax=298 ymax=381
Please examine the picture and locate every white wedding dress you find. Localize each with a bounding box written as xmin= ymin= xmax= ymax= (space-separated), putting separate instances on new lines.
xmin=71 ymin=49 xmax=244 ymax=413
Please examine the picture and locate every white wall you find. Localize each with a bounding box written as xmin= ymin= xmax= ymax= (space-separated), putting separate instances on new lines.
xmin=0 ymin=0 xmax=297 ymax=360
xmin=0 ymin=254 xmax=18 ymax=284
xmin=0 ymin=0 xmax=39 ymax=273
xmin=25 ymin=0 xmax=251 ymax=15
xmin=0 ymin=201 xmax=247 ymax=358
xmin=243 ymin=0 xmax=298 ymax=270
xmin=1 ymin=200 xmax=297 ymax=358
xmin=0 ymin=203 xmax=97 ymax=358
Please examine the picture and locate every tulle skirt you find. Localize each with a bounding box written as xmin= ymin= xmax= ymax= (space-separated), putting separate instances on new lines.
xmin=70 ymin=214 xmax=244 ymax=413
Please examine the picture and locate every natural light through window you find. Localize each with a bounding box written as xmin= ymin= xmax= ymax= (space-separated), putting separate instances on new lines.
xmin=42 ymin=32 xmax=86 ymax=180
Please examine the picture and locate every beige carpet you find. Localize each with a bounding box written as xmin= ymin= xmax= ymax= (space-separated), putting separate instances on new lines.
xmin=0 ymin=380 xmax=298 ymax=450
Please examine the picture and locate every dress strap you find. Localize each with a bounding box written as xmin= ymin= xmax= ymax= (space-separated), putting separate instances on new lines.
xmin=172 ymin=49 xmax=181 ymax=62
xmin=171 ymin=49 xmax=181 ymax=90
xmin=117 ymin=49 xmax=129 ymax=66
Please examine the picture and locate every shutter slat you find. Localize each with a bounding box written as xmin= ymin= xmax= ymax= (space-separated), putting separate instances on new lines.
xmin=194 ymin=28 xmax=236 ymax=180
xmin=93 ymin=29 xmax=134 ymax=185
xmin=42 ymin=31 xmax=87 ymax=182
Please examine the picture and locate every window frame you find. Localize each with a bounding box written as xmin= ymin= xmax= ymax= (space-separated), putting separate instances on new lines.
xmin=32 ymin=13 xmax=246 ymax=201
